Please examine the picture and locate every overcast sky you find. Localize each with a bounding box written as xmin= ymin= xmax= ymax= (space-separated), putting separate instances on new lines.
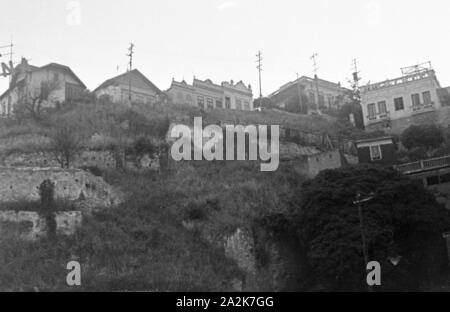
xmin=1 ymin=0 xmax=449 ymax=96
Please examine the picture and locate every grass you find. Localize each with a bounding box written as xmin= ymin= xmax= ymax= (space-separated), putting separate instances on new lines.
xmin=0 ymin=99 xmax=314 ymax=291
xmin=0 ymin=159 xmax=304 ymax=291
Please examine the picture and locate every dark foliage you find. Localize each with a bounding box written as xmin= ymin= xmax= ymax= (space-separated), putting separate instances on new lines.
xmin=295 ymin=166 xmax=450 ymax=291
xmin=401 ymin=124 xmax=444 ymax=150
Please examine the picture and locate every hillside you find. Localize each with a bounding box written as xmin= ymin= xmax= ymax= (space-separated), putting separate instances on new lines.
xmin=0 ymin=100 xmax=316 ymax=291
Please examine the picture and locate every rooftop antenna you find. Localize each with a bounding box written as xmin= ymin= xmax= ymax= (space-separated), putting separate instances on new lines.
xmin=126 ymin=42 xmax=134 ymax=102
xmin=256 ymin=50 xmax=263 ymax=101
xmin=310 ymin=52 xmax=320 ymax=109
xmin=0 ymin=37 xmax=14 ymax=83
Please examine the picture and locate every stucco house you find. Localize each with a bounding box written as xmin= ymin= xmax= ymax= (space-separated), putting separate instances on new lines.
xmin=268 ymin=75 xmax=351 ymax=112
xmin=166 ymin=77 xmax=253 ymax=111
xmin=0 ymin=58 xmax=86 ymax=118
xmin=94 ymin=69 xmax=163 ymax=106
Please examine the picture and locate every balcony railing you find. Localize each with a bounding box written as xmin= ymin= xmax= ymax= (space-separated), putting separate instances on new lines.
xmin=412 ymin=102 xmax=435 ymax=114
xmin=367 ymin=111 xmax=390 ymax=123
xmin=395 ymin=154 xmax=450 ymax=174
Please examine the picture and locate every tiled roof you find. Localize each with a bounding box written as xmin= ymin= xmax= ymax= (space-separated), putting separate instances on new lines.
xmin=94 ymin=69 xmax=162 ymax=94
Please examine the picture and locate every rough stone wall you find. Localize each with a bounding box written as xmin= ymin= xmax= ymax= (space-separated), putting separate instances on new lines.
xmin=0 ymin=210 xmax=82 ymax=240
xmin=223 ymin=227 xmax=306 ymax=291
xmin=306 ymin=149 xmax=343 ymax=178
xmin=224 ymin=228 xmax=257 ymax=275
xmin=2 ymin=150 xmax=116 ymax=169
xmin=0 ymin=167 xmax=123 ymax=209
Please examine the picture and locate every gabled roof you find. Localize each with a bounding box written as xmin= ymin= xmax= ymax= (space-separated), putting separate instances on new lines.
xmin=1 ymin=60 xmax=87 ymax=97
xmin=94 ymin=69 xmax=162 ymax=94
xmin=38 ymin=63 xmax=87 ymax=89
xmin=354 ymin=136 xmax=394 ymax=145
xmin=269 ymin=75 xmax=350 ymax=98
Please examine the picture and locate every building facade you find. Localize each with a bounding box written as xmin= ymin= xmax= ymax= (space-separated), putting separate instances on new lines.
xmin=0 ymin=58 xmax=86 ymax=118
xmin=94 ymin=69 xmax=163 ymax=106
xmin=354 ymin=136 xmax=396 ymax=166
xmin=166 ymin=78 xmax=253 ymax=111
xmin=268 ymin=75 xmax=351 ymax=111
xmin=360 ymin=68 xmax=444 ymax=133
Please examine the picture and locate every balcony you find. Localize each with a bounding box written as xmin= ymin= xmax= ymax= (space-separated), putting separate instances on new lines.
xmin=367 ymin=111 xmax=390 ymax=124
xmin=396 ymin=154 xmax=450 ymax=175
xmin=411 ymin=102 xmax=435 ymax=115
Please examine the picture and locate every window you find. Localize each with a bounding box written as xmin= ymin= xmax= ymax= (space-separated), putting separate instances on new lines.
xmin=308 ymin=91 xmax=315 ymax=103
xmin=216 ymin=99 xmax=223 ymax=108
xmin=318 ymin=94 xmax=325 ymax=107
xmin=186 ymin=94 xmax=193 ymax=105
xmin=422 ymin=91 xmax=432 ymax=105
xmin=411 ymin=93 xmax=421 ymax=107
xmin=135 ymin=95 xmax=144 ymax=104
xmin=53 ymin=73 xmax=59 ymax=81
xmin=394 ymin=97 xmax=404 ymax=111
xmin=206 ymin=97 xmax=214 ymax=109
xmin=370 ymin=145 xmax=382 ymax=161
xmin=225 ymin=97 xmax=231 ymax=109
xmin=328 ymin=96 xmax=334 ymax=107
xmin=41 ymin=81 xmax=50 ymax=99
xmin=236 ymin=99 xmax=242 ymax=110
xmin=377 ymin=101 xmax=387 ymax=114
xmin=197 ymin=96 xmax=205 ymax=108
xmin=368 ymin=103 xmax=376 ymax=119
xmin=244 ymin=101 xmax=250 ymax=110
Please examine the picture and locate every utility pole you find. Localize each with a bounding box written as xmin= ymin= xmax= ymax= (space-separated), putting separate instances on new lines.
xmin=351 ymin=58 xmax=361 ymax=91
xmin=353 ymin=192 xmax=374 ymax=292
xmin=296 ymin=72 xmax=304 ymax=113
xmin=311 ymin=52 xmax=320 ymax=110
xmin=256 ymin=51 xmax=263 ymax=107
xmin=126 ymin=42 xmax=134 ymax=102
xmin=0 ymin=38 xmax=14 ymax=117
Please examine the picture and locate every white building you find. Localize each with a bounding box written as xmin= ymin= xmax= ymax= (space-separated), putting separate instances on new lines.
xmin=166 ymin=78 xmax=253 ymax=111
xmin=360 ymin=65 xmax=444 ymax=133
xmin=94 ymin=69 xmax=163 ymax=106
xmin=0 ymin=58 xmax=86 ymax=118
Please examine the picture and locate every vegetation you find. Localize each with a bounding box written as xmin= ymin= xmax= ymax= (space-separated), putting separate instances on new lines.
xmin=294 ymin=166 xmax=450 ymax=291
xmin=1 ymin=95 xmax=449 ymax=292
xmin=401 ymin=124 xmax=444 ymax=151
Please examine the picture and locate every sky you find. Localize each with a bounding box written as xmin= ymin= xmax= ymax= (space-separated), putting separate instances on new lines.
xmin=1 ymin=0 xmax=450 ymax=96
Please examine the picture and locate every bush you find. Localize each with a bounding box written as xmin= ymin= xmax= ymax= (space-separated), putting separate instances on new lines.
xmin=184 ymin=201 xmax=208 ymax=221
xmin=401 ymin=124 xmax=444 ymax=150
xmin=132 ymin=137 xmax=157 ymax=157
xmin=296 ymin=166 xmax=450 ymax=291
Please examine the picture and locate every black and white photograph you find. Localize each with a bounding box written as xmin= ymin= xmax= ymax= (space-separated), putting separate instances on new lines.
xmin=1 ymin=0 xmax=450 ymax=299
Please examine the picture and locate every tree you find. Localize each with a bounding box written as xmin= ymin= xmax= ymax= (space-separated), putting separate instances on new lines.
xmin=296 ymin=166 xmax=450 ymax=291
xmin=401 ymin=124 xmax=444 ymax=151
xmin=253 ymin=97 xmax=274 ymax=110
xmin=14 ymin=80 xmax=61 ymax=121
xmin=49 ymin=121 xmax=83 ymax=168
xmin=285 ymin=92 xmax=311 ymax=114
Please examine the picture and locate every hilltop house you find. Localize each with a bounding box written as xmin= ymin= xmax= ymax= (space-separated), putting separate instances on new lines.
xmin=354 ymin=136 xmax=396 ymax=166
xmin=94 ymin=69 xmax=163 ymax=106
xmin=360 ymin=64 xmax=450 ymax=134
xmin=166 ymin=78 xmax=253 ymax=111
xmin=268 ymin=75 xmax=351 ymax=112
xmin=0 ymin=58 xmax=86 ymax=118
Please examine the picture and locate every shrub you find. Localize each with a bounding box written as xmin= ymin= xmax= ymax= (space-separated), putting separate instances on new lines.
xmin=133 ymin=137 xmax=156 ymax=156
xmin=184 ymin=201 xmax=208 ymax=221
xmin=401 ymin=124 xmax=444 ymax=150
